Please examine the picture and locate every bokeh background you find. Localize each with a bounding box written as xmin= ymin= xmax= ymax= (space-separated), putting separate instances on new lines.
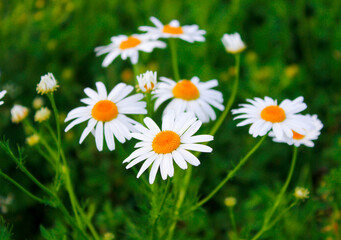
xmin=0 ymin=0 xmax=341 ymax=239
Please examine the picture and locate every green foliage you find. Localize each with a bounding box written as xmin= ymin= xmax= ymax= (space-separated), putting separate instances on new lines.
xmin=0 ymin=0 xmax=340 ymax=239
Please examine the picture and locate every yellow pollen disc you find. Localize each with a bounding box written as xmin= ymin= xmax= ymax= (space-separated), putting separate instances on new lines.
xmin=152 ymin=130 xmax=181 ymax=154
xmin=260 ymin=105 xmax=286 ymax=123
xmin=172 ymin=80 xmax=200 ymax=101
xmin=292 ymin=130 xmax=305 ymax=140
xmin=119 ymin=37 xmax=141 ymax=50
xmin=163 ymin=25 xmax=183 ymax=34
xmin=92 ymin=100 xmax=118 ymax=122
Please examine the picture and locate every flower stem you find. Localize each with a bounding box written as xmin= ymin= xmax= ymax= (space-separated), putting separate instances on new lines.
xmin=210 ymin=54 xmax=240 ymax=136
xmin=187 ymin=135 xmax=266 ymax=214
xmin=48 ymin=93 xmax=61 ymax=165
xmin=229 ymin=207 xmax=237 ymax=234
xmin=169 ymin=38 xmax=180 ymax=81
xmin=167 ymin=165 xmax=192 ymax=240
xmin=0 ymin=170 xmax=47 ymax=204
xmin=251 ymin=147 xmax=298 ymax=240
xmin=132 ymin=63 xmax=139 ymax=88
xmin=151 ymin=178 xmax=171 ymax=240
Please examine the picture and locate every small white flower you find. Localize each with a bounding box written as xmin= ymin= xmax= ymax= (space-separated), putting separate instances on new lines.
xmin=11 ymin=104 xmax=29 ymax=123
xmin=137 ymin=70 xmax=157 ymax=93
xmin=154 ymin=76 xmax=224 ymax=123
xmin=34 ymin=107 xmax=51 ymax=123
xmin=232 ymin=96 xmax=313 ymax=139
xmin=123 ymin=111 xmax=213 ymax=184
xmin=139 ymin=16 xmax=206 ymax=43
xmin=269 ymin=114 xmax=323 ymax=147
xmin=65 ymin=82 xmax=147 ymax=151
xmin=37 ymin=73 xmax=59 ymax=95
xmin=26 ymin=134 xmax=40 ymax=146
xmin=95 ymin=34 xmax=166 ymax=67
xmin=294 ymin=187 xmax=309 ymax=200
xmin=0 ymin=90 xmax=6 ymax=105
xmin=221 ymin=33 xmax=246 ymax=54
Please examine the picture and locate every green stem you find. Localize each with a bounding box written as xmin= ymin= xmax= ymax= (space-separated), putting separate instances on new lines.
xmin=229 ymin=207 xmax=237 ymax=234
xmin=169 ymin=38 xmax=180 ymax=81
xmin=0 ymin=170 xmax=47 ymax=204
xmin=251 ymin=147 xmax=298 ymax=240
xmin=267 ymin=200 xmax=298 ymax=230
xmin=210 ymin=54 xmax=240 ymax=136
xmin=166 ymin=165 xmax=192 ymax=240
xmin=264 ymin=147 xmax=298 ymax=225
xmin=151 ymin=178 xmax=171 ymax=240
xmin=24 ymin=120 xmax=58 ymax=162
xmin=146 ymin=92 xmax=153 ymax=117
xmin=48 ymin=93 xmax=61 ymax=165
xmin=187 ymin=135 xmax=266 ymax=213
xmin=132 ymin=63 xmax=139 ymax=88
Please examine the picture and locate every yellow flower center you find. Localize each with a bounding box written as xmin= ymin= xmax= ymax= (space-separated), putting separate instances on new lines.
xmin=152 ymin=130 xmax=181 ymax=154
xmin=144 ymin=82 xmax=155 ymax=92
xmin=260 ymin=105 xmax=286 ymax=123
xmin=92 ymin=100 xmax=118 ymax=122
xmin=119 ymin=37 xmax=141 ymax=50
xmin=292 ymin=130 xmax=305 ymax=140
xmin=163 ymin=25 xmax=183 ymax=34
xmin=172 ymin=80 xmax=200 ymax=101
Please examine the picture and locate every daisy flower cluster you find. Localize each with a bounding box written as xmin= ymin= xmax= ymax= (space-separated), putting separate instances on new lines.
xmin=95 ymin=16 xmax=206 ymax=66
xmin=232 ymin=96 xmax=323 ymax=147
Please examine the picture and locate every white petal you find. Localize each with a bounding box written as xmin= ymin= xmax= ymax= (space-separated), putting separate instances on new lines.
xmin=95 ymin=121 xmax=104 ymax=151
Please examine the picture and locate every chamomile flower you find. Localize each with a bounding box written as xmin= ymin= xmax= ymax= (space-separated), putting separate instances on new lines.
xmin=123 ymin=111 xmax=213 ymax=184
xmin=294 ymin=187 xmax=309 ymax=200
xmin=34 ymin=107 xmax=51 ymax=123
xmin=65 ymin=82 xmax=147 ymax=151
xmin=232 ymin=96 xmax=313 ymax=139
xmin=26 ymin=134 xmax=40 ymax=146
xmin=0 ymin=90 xmax=6 ymax=105
xmin=269 ymin=114 xmax=323 ymax=147
xmin=11 ymin=105 xmax=29 ymax=123
xmin=154 ymin=77 xmax=224 ymax=123
xmin=95 ymin=34 xmax=166 ymax=67
xmin=137 ymin=70 xmax=157 ymax=93
xmin=221 ymin=33 xmax=246 ymax=54
xmin=37 ymin=73 xmax=59 ymax=94
xmin=139 ymin=17 xmax=206 ymax=43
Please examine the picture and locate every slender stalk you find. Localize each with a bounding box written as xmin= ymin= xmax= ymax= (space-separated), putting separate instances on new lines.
xmin=264 ymin=147 xmax=298 ymax=225
xmin=229 ymin=207 xmax=237 ymax=234
xmin=166 ymin=165 xmax=192 ymax=240
xmin=169 ymin=38 xmax=180 ymax=81
xmin=267 ymin=200 xmax=298 ymax=230
xmin=48 ymin=93 xmax=61 ymax=165
xmin=151 ymin=178 xmax=171 ymax=240
xmin=187 ymin=135 xmax=266 ymax=213
xmin=132 ymin=63 xmax=139 ymax=88
xmin=24 ymin=120 xmax=58 ymax=162
xmin=251 ymin=147 xmax=298 ymax=240
xmin=210 ymin=54 xmax=240 ymax=136
xmin=146 ymin=92 xmax=153 ymax=117
xmin=0 ymin=170 xmax=47 ymax=204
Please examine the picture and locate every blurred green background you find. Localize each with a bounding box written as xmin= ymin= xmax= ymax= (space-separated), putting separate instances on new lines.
xmin=0 ymin=0 xmax=341 ymax=239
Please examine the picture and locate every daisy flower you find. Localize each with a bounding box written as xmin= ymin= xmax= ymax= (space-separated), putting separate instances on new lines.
xmin=137 ymin=70 xmax=157 ymax=93
xmin=34 ymin=107 xmax=51 ymax=123
xmin=37 ymin=73 xmax=59 ymax=95
xmin=139 ymin=17 xmax=206 ymax=43
xmin=269 ymin=114 xmax=323 ymax=147
xmin=232 ymin=96 xmax=313 ymax=139
xmin=154 ymin=76 xmax=224 ymax=123
xmin=11 ymin=105 xmax=29 ymax=123
xmin=123 ymin=111 xmax=213 ymax=184
xmin=0 ymin=90 xmax=6 ymax=105
xmin=95 ymin=34 xmax=166 ymax=67
xmin=64 ymin=82 xmax=147 ymax=151
xmin=221 ymin=33 xmax=246 ymax=54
